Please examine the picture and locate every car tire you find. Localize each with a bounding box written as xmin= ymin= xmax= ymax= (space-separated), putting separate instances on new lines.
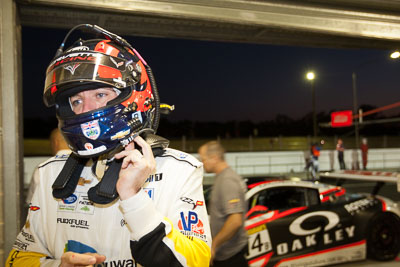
xmin=367 ymin=212 xmax=400 ymax=261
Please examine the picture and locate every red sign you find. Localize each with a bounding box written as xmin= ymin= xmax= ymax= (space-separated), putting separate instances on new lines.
xmin=331 ymin=110 xmax=353 ymax=127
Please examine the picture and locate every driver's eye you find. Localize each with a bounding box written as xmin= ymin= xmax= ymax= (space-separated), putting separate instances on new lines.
xmin=71 ymin=99 xmax=82 ymax=107
xmin=96 ymin=92 xmax=106 ymax=98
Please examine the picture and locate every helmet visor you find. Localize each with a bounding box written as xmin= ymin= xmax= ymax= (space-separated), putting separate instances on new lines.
xmin=44 ymin=51 xmax=136 ymax=106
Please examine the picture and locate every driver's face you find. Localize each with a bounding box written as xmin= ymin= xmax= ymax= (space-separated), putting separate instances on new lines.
xmin=70 ymin=88 xmax=118 ymax=114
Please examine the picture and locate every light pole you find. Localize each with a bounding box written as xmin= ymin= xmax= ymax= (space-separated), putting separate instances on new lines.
xmin=306 ymin=71 xmax=317 ymax=139
xmin=352 ymin=51 xmax=398 ymax=148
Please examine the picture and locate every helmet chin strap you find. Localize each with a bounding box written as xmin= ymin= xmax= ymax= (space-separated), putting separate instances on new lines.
xmin=52 ymin=133 xmax=170 ymax=204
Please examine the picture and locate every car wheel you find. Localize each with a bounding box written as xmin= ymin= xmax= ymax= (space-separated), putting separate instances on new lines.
xmin=367 ymin=212 xmax=400 ymax=261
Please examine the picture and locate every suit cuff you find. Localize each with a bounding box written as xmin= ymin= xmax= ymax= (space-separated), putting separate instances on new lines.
xmin=119 ymin=189 xmax=163 ymax=240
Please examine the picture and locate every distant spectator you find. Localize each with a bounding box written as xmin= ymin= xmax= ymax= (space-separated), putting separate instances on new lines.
xmin=336 ymin=138 xmax=345 ymax=170
xmin=310 ymin=142 xmax=322 ymax=181
xmin=360 ymin=138 xmax=369 ymax=170
xmin=303 ymin=149 xmax=312 ymax=171
xmin=25 ymin=128 xmax=70 ymax=204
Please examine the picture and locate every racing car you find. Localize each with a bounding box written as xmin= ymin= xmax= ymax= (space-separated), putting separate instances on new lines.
xmin=244 ymin=179 xmax=400 ymax=267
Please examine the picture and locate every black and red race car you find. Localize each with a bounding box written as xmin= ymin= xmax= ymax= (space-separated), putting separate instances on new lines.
xmin=244 ymin=179 xmax=400 ymax=267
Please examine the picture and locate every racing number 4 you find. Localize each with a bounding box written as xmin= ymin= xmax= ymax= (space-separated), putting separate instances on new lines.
xmin=247 ymin=225 xmax=272 ymax=258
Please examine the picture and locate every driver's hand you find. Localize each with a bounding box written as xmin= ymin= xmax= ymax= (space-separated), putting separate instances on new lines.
xmin=60 ymin=252 xmax=106 ymax=267
xmin=115 ymin=135 xmax=156 ymax=200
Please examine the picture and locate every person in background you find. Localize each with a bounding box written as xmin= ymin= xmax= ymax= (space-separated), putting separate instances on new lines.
xmin=360 ymin=137 xmax=369 ymax=170
xmin=25 ymin=128 xmax=71 ymax=204
xmin=336 ymin=138 xmax=346 ymax=170
xmin=198 ymin=141 xmax=248 ymax=267
xmin=7 ymin=25 xmax=211 ymax=267
xmin=310 ymin=142 xmax=321 ymax=181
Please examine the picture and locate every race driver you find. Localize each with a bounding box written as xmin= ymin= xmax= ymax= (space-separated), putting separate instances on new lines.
xmin=6 ymin=24 xmax=211 ymax=267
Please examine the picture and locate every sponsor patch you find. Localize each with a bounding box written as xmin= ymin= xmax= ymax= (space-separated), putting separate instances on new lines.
xmin=111 ymin=129 xmax=130 ymax=140
xmin=180 ymin=197 xmax=204 ymax=210
xmin=145 ymin=173 xmax=163 ymax=183
xmin=178 ymin=211 xmax=204 ymax=234
xmin=57 ymin=218 xmax=90 ymax=229
xmin=29 ymin=205 xmax=40 ymax=211
xmin=63 ymin=194 xmax=78 ymax=205
xmin=110 ymin=57 xmax=124 ymax=68
xmin=178 ymin=211 xmax=207 ymax=242
xmin=81 ymin=120 xmax=100 ymax=140
xmin=143 ymin=188 xmax=154 ymax=199
xmin=58 ymin=194 xmax=95 ymax=214
xmin=63 ymin=63 xmax=81 ymax=75
xmin=13 ymin=239 xmax=29 ymax=251
xmin=20 ymin=229 xmax=35 ymax=243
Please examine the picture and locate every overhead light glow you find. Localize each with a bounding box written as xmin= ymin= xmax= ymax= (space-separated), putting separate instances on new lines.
xmin=390 ymin=51 xmax=400 ymax=59
xmin=306 ymin=72 xmax=315 ymax=80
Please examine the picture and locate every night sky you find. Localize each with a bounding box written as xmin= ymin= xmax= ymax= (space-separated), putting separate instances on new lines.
xmin=22 ymin=26 xmax=400 ymax=124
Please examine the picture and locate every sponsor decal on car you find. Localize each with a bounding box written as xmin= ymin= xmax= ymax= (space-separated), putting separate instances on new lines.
xmin=276 ymin=211 xmax=355 ymax=256
xmin=344 ymin=198 xmax=376 ymax=215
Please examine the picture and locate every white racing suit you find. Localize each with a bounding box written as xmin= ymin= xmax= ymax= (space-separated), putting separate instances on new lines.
xmin=7 ymin=148 xmax=211 ymax=267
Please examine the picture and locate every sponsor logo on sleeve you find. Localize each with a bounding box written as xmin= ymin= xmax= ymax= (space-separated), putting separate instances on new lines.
xmin=20 ymin=229 xmax=35 ymax=243
xmin=13 ymin=239 xmax=29 ymax=251
xmin=145 ymin=173 xmax=163 ymax=183
xmin=29 ymin=205 xmax=40 ymax=211
xmin=180 ymin=197 xmax=204 ymax=210
xmin=178 ymin=211 xmax=207 ymax=242
xmin=143 ymin=188 xmax=154 ymax=199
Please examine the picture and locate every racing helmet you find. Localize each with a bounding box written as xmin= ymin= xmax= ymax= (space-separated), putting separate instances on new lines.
xmin=43 ymin=32 xmax=160 ymax=158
